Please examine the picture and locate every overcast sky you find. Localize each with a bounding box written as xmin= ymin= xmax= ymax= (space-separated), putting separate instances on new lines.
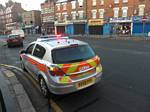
xmin=0 ymin=0 xmax=45 ymax=10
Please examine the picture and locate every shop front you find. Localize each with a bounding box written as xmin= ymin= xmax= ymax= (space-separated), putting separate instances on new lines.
xmin=132 ymin=16 xmax=150 ymax=36
xmin=66 ymin=20 xmax=87 ymax=35
xmin=55 ymin=21 xmax=66 ymax=34
xmin=42 ymin=22 xmax=55 ymax=35
xmin=109 ymin=17 xmax=132 ymax=36
xmin=88 ymin=19 xmax=104 ymax=35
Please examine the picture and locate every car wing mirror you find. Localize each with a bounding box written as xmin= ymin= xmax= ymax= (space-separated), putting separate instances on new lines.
xmin=20 ymin=49 xmax=26 ymax=54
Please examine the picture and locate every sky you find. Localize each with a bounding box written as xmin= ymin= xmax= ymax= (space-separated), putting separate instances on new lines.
xmin=0 ymin=0 xmax=45 ymax=11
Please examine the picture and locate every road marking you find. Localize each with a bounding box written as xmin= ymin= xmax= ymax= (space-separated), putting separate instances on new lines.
xmin=3 ymin=70 xmax=15 ymax=77
xmin=50 ymin=99 xmax=63 ymax=112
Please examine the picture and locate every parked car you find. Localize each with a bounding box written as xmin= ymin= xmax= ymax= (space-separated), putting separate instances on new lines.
xmin=7 ymin=34 xmax=23 ymax=48
xmin=11 ymin=29 xmax=25 ymax=39
xmin=20 ymin=37 xmax=102 ymax=97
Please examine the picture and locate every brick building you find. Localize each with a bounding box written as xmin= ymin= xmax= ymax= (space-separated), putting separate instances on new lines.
xmin=0 ymin=9 xmax=6 ymax=32
xmin=55 ymin=0 xmax=88 ymax=35
xmin=41 ymin=0 xmax=55 ymax=34
xmin=5 ymin=2 xmax=24 ymax=31
xmin=86 ymin=0 xmax=150 ymax=35
xmin=22 ymin=10 xmax=41 ymax=34
xmin=50 ymin=0 xmax=150 ymax=35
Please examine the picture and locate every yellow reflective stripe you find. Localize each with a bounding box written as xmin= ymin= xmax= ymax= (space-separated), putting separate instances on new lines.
xmin=58 ymin=64 xmax=63 ymax=68
xmin=67 ymin=63 xmax=79 ymax=73
xmin=59 ymin=76 xmax=71 ymax=83
xmin=86 ymin=59 xmax=97 ymax=67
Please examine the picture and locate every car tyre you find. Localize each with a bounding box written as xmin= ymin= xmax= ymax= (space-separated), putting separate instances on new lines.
xmin=8 ymin=44 xmax=11 ymax=48
xmin=39 ymin=77 xmax=49 ymax=98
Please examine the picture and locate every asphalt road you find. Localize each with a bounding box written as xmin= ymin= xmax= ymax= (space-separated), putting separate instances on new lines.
xmin=0 ymin=35 xmax=150 ymax=112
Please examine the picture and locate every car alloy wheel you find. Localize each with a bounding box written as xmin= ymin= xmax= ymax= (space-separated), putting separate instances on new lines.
xmin=39 ymin=78 xmax=49 ymax=98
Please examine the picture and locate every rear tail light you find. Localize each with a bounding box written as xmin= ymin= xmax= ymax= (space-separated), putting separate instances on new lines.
xmin=48 ymin=66 xmax=65 ymax=77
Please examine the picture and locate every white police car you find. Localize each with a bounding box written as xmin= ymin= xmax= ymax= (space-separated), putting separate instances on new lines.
xmin=20 ymin=36 xmax=102 ymax=97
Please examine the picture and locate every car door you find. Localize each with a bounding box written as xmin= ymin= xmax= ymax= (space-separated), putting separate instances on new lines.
xmin=23 ymin=43 xmax=36 ymax=74
xmin=31 ymin=44 xmax=46 ymax=79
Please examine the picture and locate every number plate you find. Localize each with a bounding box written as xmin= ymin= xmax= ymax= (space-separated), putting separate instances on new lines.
xmin=76 ymin=78 xmax=95 ymax=89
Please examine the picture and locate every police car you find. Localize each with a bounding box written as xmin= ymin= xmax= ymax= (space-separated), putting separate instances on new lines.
xmin=20 ymin=36 xmax=102 ymax=97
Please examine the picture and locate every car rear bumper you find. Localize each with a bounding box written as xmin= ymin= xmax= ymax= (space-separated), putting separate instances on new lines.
xmin=7 ymin=41 xmax=23 ymax=46
xmin=48 ymin=72 xmax=102 ymax=95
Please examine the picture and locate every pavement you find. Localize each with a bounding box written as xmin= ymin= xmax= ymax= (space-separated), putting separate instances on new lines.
xmin=0 ymin=65 xmax=36 ymax=112
xmin=0 ymin=34 xmax=150 ymax=112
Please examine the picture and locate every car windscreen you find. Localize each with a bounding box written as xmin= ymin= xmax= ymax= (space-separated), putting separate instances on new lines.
xmin=8 ymin=35 xmax=19 ymax=38
xmin=52 ymin=45 xmax=96 ymax=64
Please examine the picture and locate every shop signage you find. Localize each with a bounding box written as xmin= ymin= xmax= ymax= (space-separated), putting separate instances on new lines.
xmin=142 ymin=16 xmax=148 ymax=23
xmin=109 ymin=17 xmax=132 ymax=23
xmin=133 ymin=16 xmax=150 ymax=23
xmin=88 ymin=19 xmax=104 ymax=26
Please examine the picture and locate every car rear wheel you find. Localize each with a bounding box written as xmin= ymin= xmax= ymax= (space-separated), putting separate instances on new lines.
xmin=7 ymin=44 xmax=11 ymax=48
xmin=39 ymin=77 xmax=49 ymax=98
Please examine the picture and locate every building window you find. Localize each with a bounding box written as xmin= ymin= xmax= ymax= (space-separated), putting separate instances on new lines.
xmin=78 ymin=11 xmax=84 ymax=19
xmin=78 ymin=0 xmax=83 ymax=7
xmin=122 ymin=0 xmax=128 ymax=3
xmin=100 ymin=0 xmax=104 ymax=5
xmin=62 ymin=12 xmax=68 ymax=21
xmin=114 ymin=0 xmax=119 ymax=4
xmin=62 ymin=3 xmax=67 ymax=10
xmin=56 ymin=13 xmax=61 ymax=21
xmin=92 ymin=0 xmax=96 ymax=6
xmin=56 ymin=4 xmax=60 ymax=11
xmin=92 ymin=10 xmax=97 ymax=19
xmin=139 ymin=5 xmax=145 ymax=16
xmin=122 ymin=7 xmax=128 ymax=17
xmin=113 ymin=7 xmax=119 ymax=18
xmin=71 ymin=1 xmax=76 ymax=9
xmin=99 ymin=9 xmax=104 ymax=18
xmin=71 ymin=11 xmax=76 ymax=20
